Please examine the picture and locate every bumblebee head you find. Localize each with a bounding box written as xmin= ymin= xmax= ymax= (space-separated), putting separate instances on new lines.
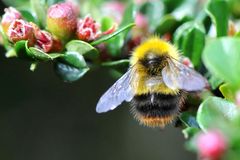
xmin=130 ymin=37 xmax=179 ymax=66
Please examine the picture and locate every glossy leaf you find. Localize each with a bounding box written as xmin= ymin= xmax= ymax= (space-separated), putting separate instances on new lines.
xmin=55 ymin=62 xmax=89 ymax=82
xmin=206 ymin=0 xmax=229 ymax=37
xmin=197 ymin=96 xmax=239 ymax=131
xmin=30 ymin=0 xmax=47 ymax=27
xmin=154 ymin=15 xmax=178 ymax=35
xmin=90 ymin=23 xmax=135 ymax=46
xmin=174 ymin=22 xmax=205 ymax=68
xmin=19 ymin=10 xmax=37 ymax=24
xmin=202 ymin=38 xmax=240 ymax=87
xmin=28 ymin=47 xmax=63 ymax=61
xmin=60 ymin=51 xmax=87 ymax=69
xmin=14 ymin=40 xmax=32 ymax=59
xmin=66 ymin=40 xmax=99 ymax=60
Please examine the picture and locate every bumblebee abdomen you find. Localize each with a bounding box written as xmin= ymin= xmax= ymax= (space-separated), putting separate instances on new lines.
xmin=130 ymin=92 xmax=185 ymax=127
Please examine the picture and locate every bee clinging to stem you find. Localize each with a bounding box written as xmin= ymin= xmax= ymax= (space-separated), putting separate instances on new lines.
xmin=96 ymin=37 xmax=208 ymax=128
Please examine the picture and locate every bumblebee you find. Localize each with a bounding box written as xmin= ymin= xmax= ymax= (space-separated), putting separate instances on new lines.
xmin=96 ymin=37 xmax=207 ymax=128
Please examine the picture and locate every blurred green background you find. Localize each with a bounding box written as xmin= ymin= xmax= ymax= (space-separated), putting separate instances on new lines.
xmin=0 ymin=0 xmax=195 ymax=159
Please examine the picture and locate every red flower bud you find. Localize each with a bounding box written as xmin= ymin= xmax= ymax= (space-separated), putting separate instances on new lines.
xmin=47 ymin=2 xmax=77 ymax=41
xmin=31 ymin=22 xmax=62 ymax=53
xmin=7 ymin=19 xmax=35 ymax=46
xmin=196 ymin=130 xmax=227 ymax=160
xmin=1 ymin=7 xmax=22 ymax=34
xmin=76 ymin=16 xmax=101 ymax=42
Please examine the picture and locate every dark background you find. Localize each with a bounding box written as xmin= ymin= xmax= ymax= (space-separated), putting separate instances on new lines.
xmin=0 ymin=1 xmax=195 ymax=160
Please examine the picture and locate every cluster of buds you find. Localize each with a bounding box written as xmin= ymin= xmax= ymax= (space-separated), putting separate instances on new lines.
xmin=1 ymin=2 xmax=116 ymax=53
xmin=47 ymin=2 xmax=115 ymax=42
xmin=1 ymin=7 xmax=63 ymax=52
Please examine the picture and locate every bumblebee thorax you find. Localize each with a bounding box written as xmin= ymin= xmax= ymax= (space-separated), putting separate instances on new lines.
xmin=139 ymin=53 xmax=167 ymax=76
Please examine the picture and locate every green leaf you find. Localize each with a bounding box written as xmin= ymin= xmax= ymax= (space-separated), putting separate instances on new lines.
xmin=140 ymin=1 xmax=164 ymax=31
xmin=14 ymin=40 xmax=32 ymax=60
xmin=174 ymin=22 xmax=205 ymax=68
xmin=120 ymin=2 xmax=137 ymax=29
xmin=28 ymin=47 xmax=63 ymax=61
xmin=55 ymin=62 xmax=89 ymax=82
xmin=206 ymin=0 xmax=229 ymax=37
xmin=174 ymin=22 xmax=193 ymax=49
xmin=66 ymin=40 xmax=99 ymax=60
xmin=154 ymin=15 xmax=178 ymax=35
xmin=91 ymin=23 xmax=135 ymax=46
xmin=197 ymin=96 xmax=239 ymax=131
xmin=19 ymin=10 xmax=37 ymax=24
xmin=60 ymin=51 xmax=87 ymax=69
xmin=202 ymin=37 xmax=240 ymax=87
xmin=219 ymin=83 xmax=237 ymax=101
xmin=182 ymin=23 xmax=205 ymax=67
xmin=30 ymin=0 xmax=47 ymax=27
xmin=182 ymin=127 xmax=200 ymax=139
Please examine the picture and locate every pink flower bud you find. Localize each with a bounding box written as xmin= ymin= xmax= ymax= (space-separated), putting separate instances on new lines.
xmin=47 ymin=2 xmax=77 ymax=41
xmin=196 ymin=130 xmax=227 ymax=160
xmin=35 ymin=30 xmax=53 ymax=53
xmin=76 ymin=16 xmax=101 ymax=42
xmin=135 ymin=13 xmax=148 ymax=30
xmin=1 ymin=7 xmax=22 ymax=34
xmin=7 ymin=19 xmax=35 ymax=46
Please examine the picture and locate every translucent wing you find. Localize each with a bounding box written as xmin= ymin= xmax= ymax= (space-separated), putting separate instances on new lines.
xmin=96 ymin=69 xmax=134 ymax=113
xmin=162 ymin=58 xmax=208 ymax=91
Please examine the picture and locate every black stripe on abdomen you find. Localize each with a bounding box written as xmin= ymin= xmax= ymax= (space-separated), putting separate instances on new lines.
xmin=130 ymin=93 xmax=183 ymax=117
